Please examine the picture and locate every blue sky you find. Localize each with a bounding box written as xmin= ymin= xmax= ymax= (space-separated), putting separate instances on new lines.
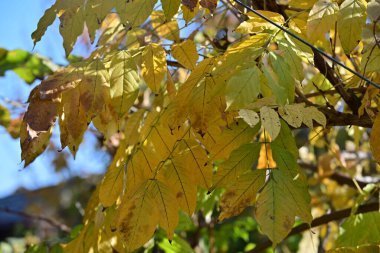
xmin=0 ymin=1 xmax=109 ymax=197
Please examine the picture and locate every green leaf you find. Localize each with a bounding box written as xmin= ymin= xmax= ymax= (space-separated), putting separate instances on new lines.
xmin=225 ymin=66 xmax=261 ymax=110
xmin=255 ymin=169 xmax=312 ymax=245
xmin=158 ymin=234 xmax=194 ymax=253
xmin=278 ymin=40 xmax=304 ymax=82
xmin=206 ymin=120 xmax=260 ymax=161
xmin=336 ymin=212 xmax=380 ymax=247
xmin=268 ymin=52 xmax=295 ymax=104
xmin=116 ymin=0 xmax=158 ymax=27
xmin=161 ymin=0 xmax=181 ymax=20
xmin=0 ymin=105 xmax=11 ymax=128
xmin=337 ymin=0 xmax=367 ymax=53
xmin=271 ymin=120 xmax=299 ymax=159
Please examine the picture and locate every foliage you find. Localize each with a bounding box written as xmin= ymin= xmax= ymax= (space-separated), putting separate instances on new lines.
xmin=0 ymin=48 xmax=54 ymax=84
xmin=2 ymin=0 xmax=380 ymax=252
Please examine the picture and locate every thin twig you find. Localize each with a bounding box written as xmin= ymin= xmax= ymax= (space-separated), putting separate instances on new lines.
xmin=0 ymin=207 xmax=71 ymax=233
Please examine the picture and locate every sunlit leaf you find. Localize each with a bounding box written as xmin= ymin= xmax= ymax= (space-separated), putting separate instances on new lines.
xmin=337 ymin=0 xmax=367 ymax=53
xmin=141 ymin=43 xmax=167 ymax=93
xmin=307 ymin=0 xmax=338 ymax=43
xmin=171 ymin=40 xmax=198 ymax=70
xmin=162 ymin=0 xmax=181 ymax=20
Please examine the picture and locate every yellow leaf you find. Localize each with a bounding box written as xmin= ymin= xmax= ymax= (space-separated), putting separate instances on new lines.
xmin=161 ymin=0 xmax=181 ymax=20
xmin=171 ymin=58 xmax=225 ymax=132
xmin=109 ymin=50 xmax=140 ymax=120
xmin=123 ymin=109 xmax=146 ymax=146
xmin=260 ymin=106 xmax=281 ymax=140
xmin=337 ymin=0 xmax=367 ymax=53
xmin=181 ymin=3 xmax=199 ymax=24
xmin=115 ymin=0 xmax=158 ymax=27
xmin=59 ymin=85 xmax=88 ymax=156
xmin=370 ymin=113 xmax=380 ymax=164
xmin=150 ymin=180 xmax=180 ymax=239
xmin=92 ymin=103 xmax=119 ymax=139
xmin=219 ymin=170 xmax=266 ymax=220
xmin=257 ymin=142 xmax=277 ymax=169
xmin=151 ymin=11 xmax=180 ymax=42
xmin=171 ymin=40 xmax=198 ymax=70
xmin=141 ymin=43 xmax=167 ymax=93
xmin=99 ymin=141 xmax=128 ymax=207
xmin=236 ymin=11 xmax=284 ymax=34
xmin=117 ymin=181 xmax=159 ymax=252
xmin=126 ymin=146 xmax=159 ymax=194
xmin=307 ymin=0 xmax=339 ymax=43
xmin=288 ymin=13 xmax=308 ymax=36
xmin=31 ymin=2 xmax=57 ymax=46
xmin=79 ymin=59 xmax=110 ymax=122
xmin=85 ymin=0 xmax=114 ymax=43
xmin=289 ymin=0 xmax=316 ymax=8
xmin=361 ymin=46 xmax=380 ymax=73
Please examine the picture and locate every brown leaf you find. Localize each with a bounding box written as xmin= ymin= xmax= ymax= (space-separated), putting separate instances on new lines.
xmin=38 ymin=69 xmax=82 ymax=100
xmin=182 ymin=0 xmax=198 ymax=11
xmin=20 ymin=87 xmax=59 ymax=166
xmin=200 ymin=0 xmax=217 ymax=12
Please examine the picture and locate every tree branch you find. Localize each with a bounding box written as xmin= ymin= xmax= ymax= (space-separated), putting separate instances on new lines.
xmin=320 ymin=107 xmax=373 ymax=128
xmin=312 ymin=48 xmax=362 ymax=114
xmin=248 ymin=202 xmax=380 ymax=253
xmin=0 ymin=207 xmax=71 ymax=233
